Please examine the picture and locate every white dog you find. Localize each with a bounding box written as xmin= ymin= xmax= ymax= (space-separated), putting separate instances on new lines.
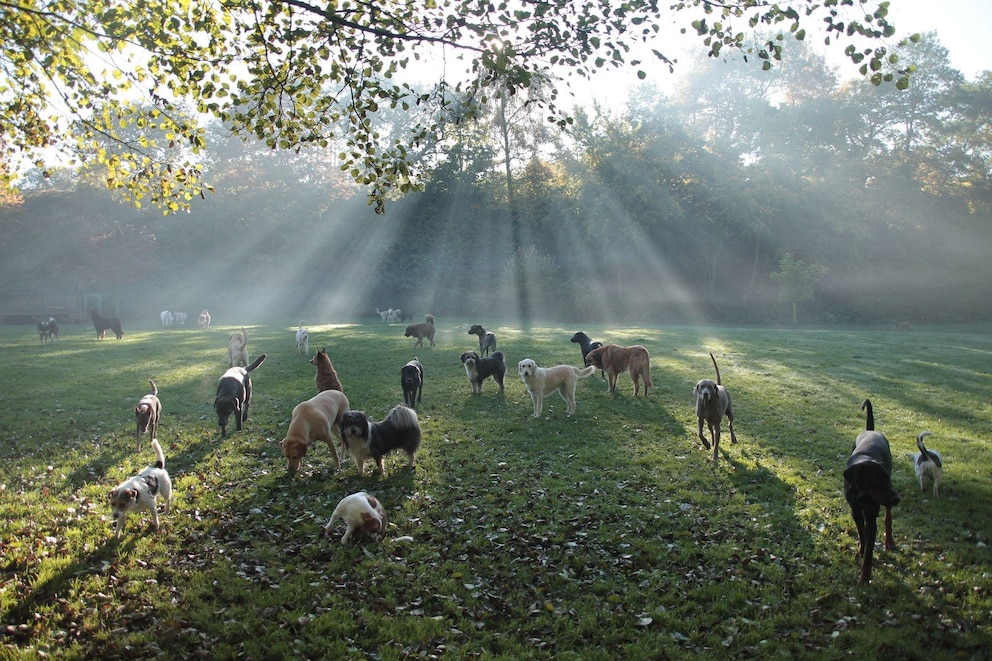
xmin=912 ymin=431 xmax=943 ymax=497
xmin=295 ymin=321 xmax=310 ymax=355
xmin=325 ymin=491 xmax=388 ymax=543
xmin=174 ymin=311 xmax=188 ymax=326
xmin=108 ymin=439 xmax=172 ymax=538
xmin=227 ymin=326 xmax=249 ymax=367
xmin=517 ymin=358 xmax=596 ymax=417
xmin=160 ymin=310 xmax=174 ymax=327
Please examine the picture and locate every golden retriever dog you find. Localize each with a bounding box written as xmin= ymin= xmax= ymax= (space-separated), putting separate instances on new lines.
xmin=517 ymin=358 xmax=596 ymax=417
xmin=227 ymin=326 xmax=249 ymax=367
xmin=280 ymin=389 xmax=351 ymax=475
xmin=584 ymin=344 xmax=652 ymax=396
xmin=404 ymin=314 xmax=436 ymax=348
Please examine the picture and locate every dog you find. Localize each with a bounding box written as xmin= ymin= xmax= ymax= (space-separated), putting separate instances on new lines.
xmin=401 ymin=357 xmax=424 ymax=407
xmin=570 ymin=331 xmax=603 ymax=377
xmin=325 ymin=492 xmax=388 ymax=544
xmin=174 ymin=311 xmax=187 ymax=326
xmin=339 ymin=405 xmax=422 ymax=475
xmin=376 ymin=307 xmax=400 ymax=323
xmin=214 ymin=354 xmax=266 ymax=438
xmin=584 ymin=343 xmax=652 ymax=396
xmin=295 ymin=321 xmax=310 ymax=355
xmin=693 ymin=352 xmax=738 ymax=463
xmin=844 ymin=399 xmax=901 ymax=585
xmin=460 ymin=350 xmax=506 ymax=395
xmin=90 ymin=308 xmax=123 ymax=340
xmin=280 ymin=389 xmax=350 ymax=475
xmin=912 ymin=431 xmax=943 ymax=497
xmin=198 ymin=309 xmax=211 ymax=329
xmin=134 ymin=379 xmax=161 ymax=452
xmin=160 ymin=310 xmax=174 ymax=327
xmin=37 ymin=317 xmax=59 ymax=343
xmin=310 ymin=347 xmax=344 ymax=393
xmin=468 ymin=324 xmax=497 ymax=357
xmin=108 ymin=438 xmax=172 ymax=538
xmin=517 ymin=358 xmax=595 ymax=417
xmin=405 ymin=314 xmax=436 ymax=348
xmin=227 ymin=326 xmax=249 ymax=367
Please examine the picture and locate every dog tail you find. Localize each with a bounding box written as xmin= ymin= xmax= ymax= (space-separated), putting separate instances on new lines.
xmin=149 ymin=379 xmax=157 ymax=396
xmin=861 ymin=399 xmax=874 ymax=431
xmin=916 ymin=431 xmax=940 ymax=466
xmin=240 ymin=327 xmax=248 ymax=348
xmin=709 ymin=352 xmax=722 ymax=385
xmin=385 ymin=404 xmax=420 ymax=430
xmin=492 ymin=351 xmax=505 ymax=364
xmin=246 ymin=354 xmax=267 ymax=372
xmin=576 ymin=365 xmax=596 ymax=378
xmin=151 ymin=438 xmax=165 ymax=469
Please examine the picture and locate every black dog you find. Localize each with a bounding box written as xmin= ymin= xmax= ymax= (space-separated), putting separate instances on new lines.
xmin=340 ymin=405 xmax=422 ymax=475
xmin=90 ymin=309 xmax=123 ymax=340
xmin=37 ymin=317 xmax=59 ymax=343
xmin=570 ymin=331 xmax=604 ymax=378
xmin=844 ymin=399 xmax=901 ymax=585
xmin=213 ymin=354 xmax=266 ymax=438
xmin=460 ymin=350 xmax=506 ymax=395
xmin=401 ymin=357 xmax=424 ymax=408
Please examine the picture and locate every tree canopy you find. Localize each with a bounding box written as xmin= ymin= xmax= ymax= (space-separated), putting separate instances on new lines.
xmin=1 ymin=0 xmax=914 ymax=212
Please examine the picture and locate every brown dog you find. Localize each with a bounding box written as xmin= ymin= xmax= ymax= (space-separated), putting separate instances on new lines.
xmin=227 ymin=327 xmax=249 ymax=367
xmin=404 ymin=314 xmax=436 ymax=348
xmin=280 ymin=389 xmax=351 ymax=475
xmin=134 ymin=380 xmax=161 ymax=452
xmin=310 ymin=347 xmax=344 ymax=393
xmin=90 ymin=309 xmax=123 ymax=340
xmin=584 ymin=344 xmax=652 ymax=396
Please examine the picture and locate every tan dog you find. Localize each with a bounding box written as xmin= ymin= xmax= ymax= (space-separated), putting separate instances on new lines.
xmin=227 ymin=326 xmax=249 ymax=367
xmin=310 ymin=347 xmax=344 ymax=393
xmin=134 ymin=379 xmax=161 ymax=451
xmin=325 ymin=492 xmax=388 ymax=544
xmin=517 ymin=358 xmax=596 ymax=417
xmin=404 ymin=314 xmax=436 ymax=348
xmin=584 ymin=344 xmax=652 ymax=396
xmin=280 ymin=389 xmax=350 ymax=475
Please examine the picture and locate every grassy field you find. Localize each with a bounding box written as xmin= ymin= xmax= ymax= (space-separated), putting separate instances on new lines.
xmin=1 ymin=320 xmax=990 ymax=659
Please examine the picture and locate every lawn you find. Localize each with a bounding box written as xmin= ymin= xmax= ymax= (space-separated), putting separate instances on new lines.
xmin=1 ymin=320 xmax=990 ymax=659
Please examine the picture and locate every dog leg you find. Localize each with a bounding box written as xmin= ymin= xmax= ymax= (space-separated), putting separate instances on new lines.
xmin=711 ymin=424 xmax=721 ymax=463
xmin=882 ymin=505 xmax=896 ymax=551
xmin=323 ymin=439 xmax=341 ymax=470
xmin=697 ymin=418 xmax=710 ymax=450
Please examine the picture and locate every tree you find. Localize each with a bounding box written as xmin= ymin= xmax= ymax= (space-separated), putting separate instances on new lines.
xmin=0 ymin=0 xmax=913 ymax=213
xmin=770 ymin=252 xmax=828 ymax=326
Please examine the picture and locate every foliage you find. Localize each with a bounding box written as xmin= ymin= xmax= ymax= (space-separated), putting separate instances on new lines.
xmin=771 ymin=252 xmax=829 ymax=326
xmin=1 ymin=322 xmax=990 ymax=658
xmin=0 ymin=0 xmax=915 ymax=212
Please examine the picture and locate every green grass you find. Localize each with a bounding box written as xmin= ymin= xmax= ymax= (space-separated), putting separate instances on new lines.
xmin=1 ymin=321 xmax=991 ymax=659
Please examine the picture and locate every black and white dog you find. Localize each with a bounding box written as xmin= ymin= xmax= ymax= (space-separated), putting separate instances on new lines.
xmin=401 ymin=357 xmax=424 ymax=408
xmin=468 ymin=324 xmax=497 ymax=357
xmin=214 ymin=354 xmax=266 ymax=438
xmin=460 ymin=350 xmax=506 ymax=395
xmin=37 ymin=317 xmax=60 ymax=343
xmin=912 ymin=431 xmax=943 ymax=497
xmin=108 ymin=438 xmax=172 ymax=538
xmin=339 ymin=405 xmax=422 ymax=475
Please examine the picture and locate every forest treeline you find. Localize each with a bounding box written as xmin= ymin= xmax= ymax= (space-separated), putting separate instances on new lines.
xmin=1 ymin=33 xmax=990 ymax=326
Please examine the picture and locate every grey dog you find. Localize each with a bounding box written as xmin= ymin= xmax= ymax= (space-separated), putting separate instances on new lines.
xmin=694 ymin=352 xmax=738 ymax=462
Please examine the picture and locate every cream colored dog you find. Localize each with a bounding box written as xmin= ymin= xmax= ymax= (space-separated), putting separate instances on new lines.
xmin=227 ymin=326 xmax=249 ymax=367
xmin=324 ymin=491 xmax=388 ymax=543
xmin=280 ymin=389 xmax=350 ymax=475
xmin=517 ymin=358 xmax=596 ymax=417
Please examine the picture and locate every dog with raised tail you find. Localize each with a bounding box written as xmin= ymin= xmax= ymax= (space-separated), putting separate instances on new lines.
xmin=844 ymin=399 xmax=901 ymax=585
xmin=912 ymin=431 xmax=943 ymax=497
xmin=517 ymin=359 xmax=595 ymax=417
xmin=135 ymin=380 xmax=161 ymax=452
xmin=325 ymin=492 xmax=388 ymax=544
xmin=227 ymin=326 xmax=249 ymax=368
xmin=214 ymin=354 xmax=267 ymax=438
xmin=108 ymin=438 xmax=172 ymax=538
xmin=340 ymin=405 xmax=422 ymax=475
xmin=404 ymin=314 xmax=436 ymax=349
xmin=694 ymin=352 xmax=738 ymax=463
xmin=295 ymin=321 xmax=310 ymax=355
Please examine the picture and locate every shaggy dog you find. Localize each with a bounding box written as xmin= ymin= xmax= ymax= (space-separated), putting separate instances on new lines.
xmin=37 ymin=317 xmax=59 ymax=343
xmin=160 ymin=310 xmax=174 ymax=327
xmin=214 ymin=354 xmax=266 ymax=438
xmin=108 ymin=438 xmax=172 ymax=538
xmin=517 ymin=358 xmax=595 ymax=417
xmin=198 ymin=309 xmax=211 ymax=329
xmin=584 ymin=343 xmax=652 ymax=396
xmin=310 ymin=347 xmax=344 ymax=393
xmin=90 ymin=308 xmax=123 ymax=340
xmin=468 ymin=324 xmax=497 ymax=357
xmin=325 ymin=491 xmax=388 ymax=544
xmin=295 ymin=321 xmax=310 ymax=355
xmin=912 ymin=431 xmax=943 ymax=497
xmin=401 ymin=357 xmax=424 ymax=408
xmin=227 ymin=326 xmax=249 ymax=368
xmin=134 ymin=379 xmax=161 ymax=452
xmin=404 ymin=314 xmax=436 ymax=348
xmin=339 ymin=405 xmax=422 ymax=475
xmin=460 ymin=350 xmax=506 ymax=395
xmin=844 ymin=399 xmax=901 ymax=585
xmin=693 ymin=352 xmax=738 ymax=463
xmin=280 ymin=389 xmax=350 ymax=475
